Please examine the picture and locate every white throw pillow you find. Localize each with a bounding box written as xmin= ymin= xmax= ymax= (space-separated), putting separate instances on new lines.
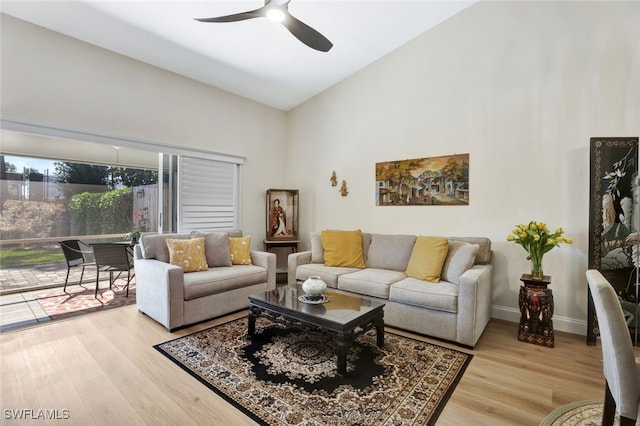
xmin=441 ymin=241 xmax=480 ymax=284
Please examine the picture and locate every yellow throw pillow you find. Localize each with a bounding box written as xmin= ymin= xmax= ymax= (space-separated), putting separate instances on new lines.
xmin=229 ymin=236 xmax=252 ymax=265
xmin=321 ymin=230 xmax=366 ymax=268
xmin=166 ymin=237 xmax=208 ymax=273
xmin=405 ymin=236 xmax=449 ymax=282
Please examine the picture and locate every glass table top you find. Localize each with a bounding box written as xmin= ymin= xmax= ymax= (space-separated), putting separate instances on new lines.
xmin=249 ymin=284 xmax=384 ymax=326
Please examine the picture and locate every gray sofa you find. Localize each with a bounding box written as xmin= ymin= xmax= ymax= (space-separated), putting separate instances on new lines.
xmin=134 ymin=230 xmax=276 ymax=331
xmin=288 ymin=232 xmax=493 ymax=347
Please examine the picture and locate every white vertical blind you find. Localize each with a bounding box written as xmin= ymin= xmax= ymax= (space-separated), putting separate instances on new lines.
xmin=178 ymin=156 xmax=240 ymax=232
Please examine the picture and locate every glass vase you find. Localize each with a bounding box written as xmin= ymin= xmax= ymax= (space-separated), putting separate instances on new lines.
xmin=531 ymin=260 xmax=544 ymax=280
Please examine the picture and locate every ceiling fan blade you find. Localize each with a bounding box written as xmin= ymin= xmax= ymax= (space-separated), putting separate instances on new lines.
xmin=195 ymin=8 xmax=265 ymax=23
xmin=282 ymin=13 xmax=333 ymax=52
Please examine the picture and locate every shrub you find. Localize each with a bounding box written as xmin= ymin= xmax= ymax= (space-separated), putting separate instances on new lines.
xmin=70 ymin=188 xmax=133 ymax=235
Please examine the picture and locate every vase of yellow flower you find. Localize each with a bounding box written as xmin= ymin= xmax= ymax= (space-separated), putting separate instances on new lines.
xmin=507 ymin=221 xmax=573 ymax=279
xmin=531 ymin=260 xmax=544 ymax=280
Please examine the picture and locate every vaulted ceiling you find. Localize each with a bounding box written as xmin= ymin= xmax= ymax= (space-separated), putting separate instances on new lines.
xmin=1 ymin=1 xmax=475 ymax=111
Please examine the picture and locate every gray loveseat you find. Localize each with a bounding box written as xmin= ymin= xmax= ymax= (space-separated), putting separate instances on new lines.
xmin=134 ymin=230 xmax=275 ymax=331
xmin=288 ymin=231 xmax=493 ymax=347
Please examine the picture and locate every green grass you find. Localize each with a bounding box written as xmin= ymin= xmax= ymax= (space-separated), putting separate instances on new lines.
xmin=0 ymin=246 xmax=64 ymax=269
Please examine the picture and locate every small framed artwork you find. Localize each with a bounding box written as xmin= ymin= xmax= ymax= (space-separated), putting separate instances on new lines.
xmin=266 ymin=189 xmax=299 ymax=241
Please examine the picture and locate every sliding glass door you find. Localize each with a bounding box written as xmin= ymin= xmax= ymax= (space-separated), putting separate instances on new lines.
xmin=0 ymin=121 xmax=244 ymax=292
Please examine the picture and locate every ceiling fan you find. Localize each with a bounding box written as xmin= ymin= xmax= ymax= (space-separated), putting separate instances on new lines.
xmin=194 ymin=0 xmax=333 ymax=52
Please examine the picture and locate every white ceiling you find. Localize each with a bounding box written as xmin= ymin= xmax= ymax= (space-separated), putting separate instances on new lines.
xmin=1 ymin=1 xmax=475 ymax=111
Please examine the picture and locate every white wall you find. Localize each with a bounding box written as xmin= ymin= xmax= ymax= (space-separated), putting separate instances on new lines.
xmin=285 ymin=1 xmax=640 ymax=333
xmin=2 ymin=1 xmax=639 ymax=334
xmin=0 ymin=13 xmax=288 ymax=243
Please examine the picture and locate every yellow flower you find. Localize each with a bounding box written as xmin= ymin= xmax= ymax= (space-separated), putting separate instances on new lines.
xmin=507 ymin=220 xmax=572 ymax=268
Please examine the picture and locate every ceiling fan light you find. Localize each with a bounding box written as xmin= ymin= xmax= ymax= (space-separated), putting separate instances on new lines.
xmin=266 ymin=9 xmax=285 ymax=23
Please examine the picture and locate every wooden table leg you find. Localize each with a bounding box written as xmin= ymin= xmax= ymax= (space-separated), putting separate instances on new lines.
xmin=375 ymin=315 xmax=385 ymax=348
xmin=335 ymin=332 xmax=352 ymax=375
xmin=248 ymin=305 xmax=259 ymax=337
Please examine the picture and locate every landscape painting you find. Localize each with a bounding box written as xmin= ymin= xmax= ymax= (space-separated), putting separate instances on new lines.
xmin=375 ymin=154 xmax=469 ymax=206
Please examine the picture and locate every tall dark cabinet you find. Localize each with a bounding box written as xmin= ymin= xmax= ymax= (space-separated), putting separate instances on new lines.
xmin=587 ymin=137 xmax=639 ymax=345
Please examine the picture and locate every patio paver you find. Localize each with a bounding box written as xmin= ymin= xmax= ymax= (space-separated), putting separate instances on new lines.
xmin=0 ymin=263 xmax=93 ymax=293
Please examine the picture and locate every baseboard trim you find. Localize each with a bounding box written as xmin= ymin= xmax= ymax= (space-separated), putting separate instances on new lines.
xmin=491 ymin=305 xmax=587 ymax=336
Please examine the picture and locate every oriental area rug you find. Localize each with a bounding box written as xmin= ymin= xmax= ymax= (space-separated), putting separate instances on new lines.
xmin=154 ymin=317 xmax=472 ymax=425
xmin=540 ymin=400 xmax=618 ymax=426
xmin=34 ymin=282 xmax=136 ymax=320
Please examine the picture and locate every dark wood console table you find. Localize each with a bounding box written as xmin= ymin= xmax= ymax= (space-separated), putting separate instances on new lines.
xmin=263 ymin=239 xmax=299 ymax=253
xmin=263 ymin=240 xmax=299 ymax=283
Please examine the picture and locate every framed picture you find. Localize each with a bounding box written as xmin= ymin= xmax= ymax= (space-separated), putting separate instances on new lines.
xmin=587 ymin=137 xmax=639 ymax=345
xmin=375 ymin=154 xmax=469 ymax=206
xmin=266 ymin=189 xmax=299 ymax=241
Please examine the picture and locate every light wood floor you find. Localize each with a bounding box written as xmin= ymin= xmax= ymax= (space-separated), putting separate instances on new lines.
xmin=0 ymin=305 xmax=621 ymax=425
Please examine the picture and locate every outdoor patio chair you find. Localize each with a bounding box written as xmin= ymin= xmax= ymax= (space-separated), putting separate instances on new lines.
xmin=58 ymin=240 xmax=96 ymax=292
xmin=91 ymin=243 xmax=134 ymax=298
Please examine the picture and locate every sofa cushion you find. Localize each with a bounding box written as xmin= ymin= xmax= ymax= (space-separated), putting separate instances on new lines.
xmin=389 ymin=277 xmax=459 ymax=313
xmin=321 ymin=230 xmax=366 ymax=268
xmin=361 ymin=232 xmax=372 ymax=262
xmin=311 ymin=231 xmax=372 ymax=264
xmin=405 ymin=236 xmax=449 ymax=282
xmin=191 ymin=231 xmax=232 ymax=267
xmin=227 ymin=229 xmax=243 ymax=238
xmin=166 ymin=237 xmax=209 ymax=272
xmin=449 ymin=237 xmax=492 ymax=265
xmin=338 ymin=269 xmax=406 ymax=299
xmin=230 ymin=236 xmax=252 ymax=265
xmin=366 ymin=234 xmax=416 ymax=271
xmin=183 ymin=265 xmax=267 ymax=300
xmin=140 ymin=233 xmax=191 ymax=262
xmin=296 ymin=263 xmax=361 ymax=288
xmin=310 ymin=232 xmax=324 ymax=264
xmin=441 ymin=241 xmax=479 ymax=285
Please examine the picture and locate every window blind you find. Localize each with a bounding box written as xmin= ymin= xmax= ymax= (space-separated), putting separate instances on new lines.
xmin=177 ymin=156 xmax=240 ymax=232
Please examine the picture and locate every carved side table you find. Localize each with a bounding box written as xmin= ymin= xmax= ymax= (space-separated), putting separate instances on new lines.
xmin=518 ymin=274 xmax=554 ymax=347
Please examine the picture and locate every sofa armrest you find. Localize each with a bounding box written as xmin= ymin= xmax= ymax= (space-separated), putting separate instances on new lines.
xmin=251 ymin=250 xmax=277 ymax=291
xmin=134 ymin=258 xmax=185 ymax=331
xmin=133 ymin=244 xmax=143 ymax=259
xmin=456 ymin=264 xmax=493 ymax=347
xmin=288 ymin=251 xmax=312 ymax=285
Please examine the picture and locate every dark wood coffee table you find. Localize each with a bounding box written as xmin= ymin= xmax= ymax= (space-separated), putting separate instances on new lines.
xmin=248 ymin=285 xmax=385 ymax=375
